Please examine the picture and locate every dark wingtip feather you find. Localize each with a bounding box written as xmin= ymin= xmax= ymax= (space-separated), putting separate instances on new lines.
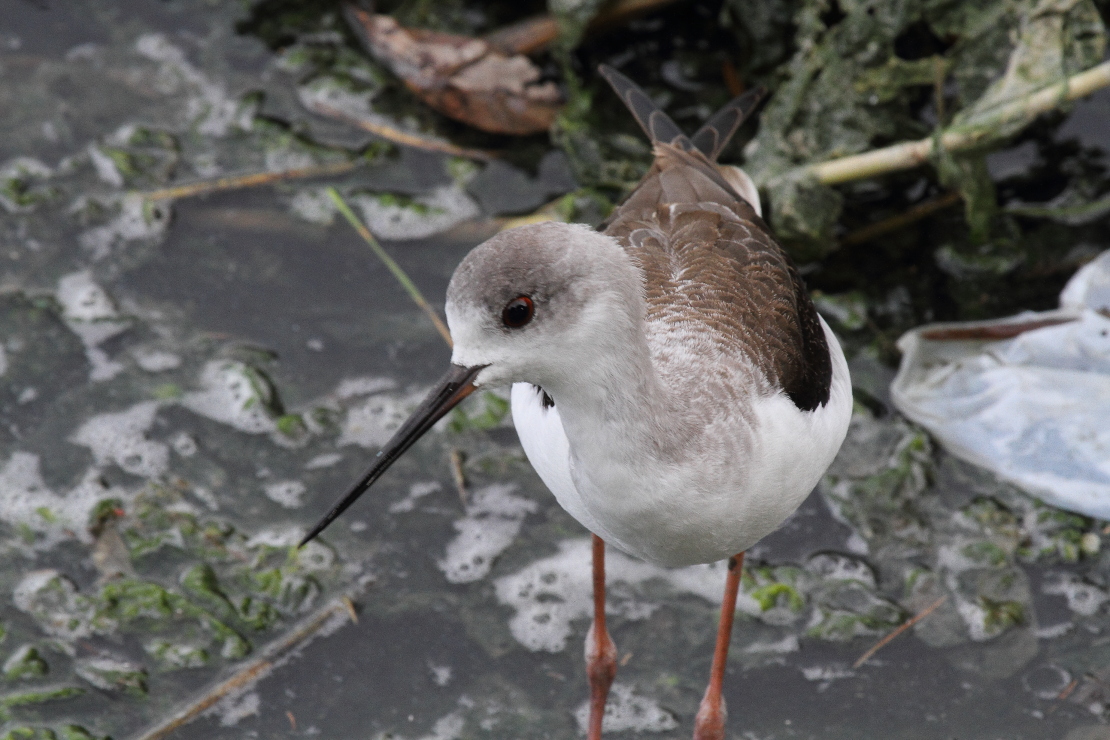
xmin=598 ymin=64 xmax=693 ymax=150
xmin=690 ymin=86 xmax=767 ymax=160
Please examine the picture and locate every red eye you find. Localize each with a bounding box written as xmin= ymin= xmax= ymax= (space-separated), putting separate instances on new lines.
xmin=501 ymin=296 xmax=534 ymax=328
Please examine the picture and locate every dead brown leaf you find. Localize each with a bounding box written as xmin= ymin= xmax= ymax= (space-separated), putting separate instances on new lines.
xmin=345 ymin=6 xmax=563 ymax=136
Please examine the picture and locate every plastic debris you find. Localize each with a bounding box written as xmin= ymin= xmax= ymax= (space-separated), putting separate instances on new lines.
xmin=892 ymin=250 xmax=1110 ymax=519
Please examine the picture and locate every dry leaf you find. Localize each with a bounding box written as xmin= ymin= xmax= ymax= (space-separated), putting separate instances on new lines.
xmin=346 ymin=7 xmax=563 ymax=136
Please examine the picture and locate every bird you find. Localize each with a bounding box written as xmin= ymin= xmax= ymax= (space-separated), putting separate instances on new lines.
xmin=301 ymin=65 xmax=852 ymax=740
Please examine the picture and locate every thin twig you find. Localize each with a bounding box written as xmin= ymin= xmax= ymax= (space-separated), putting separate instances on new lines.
xmin=129 ymin=596 xmax=356 ymax=740
xmin=342 ymin=595 xmax=359 ymax=625
xmin=838 ymin=191 xmax=962 ymax=247
xmin=853 ymin=595 xmax=948 ymax=669
xmin=326 ymin=187 xmax=453 ymax=346
xmin=306 ymin=100 xmax=496 ymax=162
xmin=804 ymin=60 xmax=1110 ymax=186
xmin=449 ymin=448 xmax=469 ymax=508
xmin=140 ymin=160 xmax=361 ymax=201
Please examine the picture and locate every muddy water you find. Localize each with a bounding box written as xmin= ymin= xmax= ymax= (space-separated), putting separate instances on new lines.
xmin=0 ymin=2 xmax=1108 ymax=739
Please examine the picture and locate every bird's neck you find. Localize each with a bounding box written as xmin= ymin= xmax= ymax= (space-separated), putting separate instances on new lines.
xmin=543 ymin=325 xmax=686 ymax=467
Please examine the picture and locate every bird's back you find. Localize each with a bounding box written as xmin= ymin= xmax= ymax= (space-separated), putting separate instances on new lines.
xmin=603 ymin=132 xmax=832 ymax=413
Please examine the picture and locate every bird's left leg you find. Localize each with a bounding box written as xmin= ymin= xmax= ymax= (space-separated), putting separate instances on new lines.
xmin=586 ymin=534 xmax=617 ymax=740
xmin=692 ymin=551 xmax=745 ymax=740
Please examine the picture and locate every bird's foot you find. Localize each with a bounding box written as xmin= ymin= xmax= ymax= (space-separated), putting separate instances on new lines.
xmin=585 ymin=621 xmax=617 ymax=740
xmin=692 ymin=688 xmax=726 ymax=740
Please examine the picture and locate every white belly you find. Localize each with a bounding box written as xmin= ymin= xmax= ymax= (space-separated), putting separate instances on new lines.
xmin=510 ymin=319 xmax=852 ymax=566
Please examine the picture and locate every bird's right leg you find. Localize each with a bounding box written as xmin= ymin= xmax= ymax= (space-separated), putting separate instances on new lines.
xmin=586 ymin=534 xmax=617 ymax=740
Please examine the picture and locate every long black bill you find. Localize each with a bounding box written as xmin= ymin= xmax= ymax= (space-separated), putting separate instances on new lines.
xmin=299 ymin=364 xmax=486 ymax=546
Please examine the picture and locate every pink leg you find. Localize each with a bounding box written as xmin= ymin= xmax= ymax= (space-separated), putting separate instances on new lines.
xmin=586 ymin=534 xmax=618 ymax=740
xmin=693 ymin=552 xmax=745 ymax=740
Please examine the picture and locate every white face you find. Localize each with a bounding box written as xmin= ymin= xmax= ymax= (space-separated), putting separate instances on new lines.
xmin=444 ymin=221 xmax=645 ymax=392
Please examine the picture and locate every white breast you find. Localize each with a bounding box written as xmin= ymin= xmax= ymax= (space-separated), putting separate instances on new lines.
xmin=510 ymin=383 xmax=611 ymax=539
xmin=510 ymin=318 xmax=852 ymax=567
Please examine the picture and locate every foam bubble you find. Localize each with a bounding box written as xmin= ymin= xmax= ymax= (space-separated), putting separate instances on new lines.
xmin=573 ymin=683 xmax=677 ymax=735
xmin=13 ymin=570 xmax=94 ymax=640
xmin=338 ymin=387 xmax=426 ymax=449
xmin=304 ymin=452 xmax=342 ymax=469
xmin=389 ymin=481 xmax=441 ymax=513
xmin=56 ymin=271 xmax=130 ymax=381
xmin=437 ymin=484 xmax=537 ymax=583
xmin=1043 ymin=572 xmax=1108 ymax=617
xmin=70 ymin=401 xmax=169 ymax=479
xmin=0 ymin=453 xmax=120 ymax=548
xmin=264 ymin=480 xmax=307 ymax=509
xmin=77 ymin=193 xmax=170 ymax=261
xmin=134 ymin=349 xmax=181 ymax=372
xmin=350 ymin=185 xmax=480 ymax=241
xmin=135 ymin=33 xmax=252 ymax=137
xmin=181 ymin=360 xmax=279 ymax=434
xmin=493 ymin=538 xmax=727 ymax=653
xmin=335 ymin=376 xmax=397 ymax=399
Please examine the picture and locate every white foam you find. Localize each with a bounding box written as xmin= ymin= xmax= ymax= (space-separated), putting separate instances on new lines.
xmin=135 ymin=34 xmax=253 ymax=137
xmin=0 ymin=344 xmax=6 ymax=377
xmin=338 ymin=387 xmax=427 ymax=449
xmin=87 ymin=145 xmax=124 ymax=187
xmin=13 ymin=570 xmax=94 ymax=640
xmin=171 ymin=432 xmax=198 ymax=457
xmin=70 ymin=401 xmax=169 ymax=479
xmin=1043 ymin=573 xmax=1109 ymax=617
xmin=572 ymin=683 xmax=677 ymax=735
xmin=428 ymin=662 xmax=452 ymax=686
xmin=437 ymin=484 xmax=537 ymax=583
xmin=214 ymin=691 xmax=261 ymax=727
xmin=0 ymin=453 xmax=121 ymax=548
xmin=351 ymin=185 xmax=480 ymax=241
xmin=335 ymin=376 xmax=397 ymax=399
xmin=743 ymin=635 xmax=800 ymax=654
xmin=264 ymin=480 xmax=307 ymax=509
xmin=801 ymin=664 xmax=856 ymax=682
xmin=134 ymin=349 xmax=181 ymax=372
xmin=74 ymin=656 xmax=144 ymax=691
xmin=297 ymin=76 xmax=378 ymax=121
xmin=805 ymin=552 xmax=877 ymax=589
xmin=304 ymin=452 xmax=342 ymax=469
xmin=56 ymin=271 xmax=130 ymax=381
xmin=77 ymin=193 xmax=170 ymax=261
xmin=418 ymin=709 xmax=465 ymax=740
xmin=493 ymin=538 xmax=728 ymax=653
xmin=389 ymin=481 xmax=442 ymax=513
xmin=245 ymin=526 xmax=304 ymax=549
xmin=289 ymin=187 xmax=337 ymax=226
xmin=180 ymin=360 xmax=278 ymax=434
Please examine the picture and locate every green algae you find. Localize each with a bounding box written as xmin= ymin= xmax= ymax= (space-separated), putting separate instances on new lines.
xmin=448 ymin=392 xmax=510 ymax=434
xmin=0 ymin=687 xmax=85 ymax=719
xmin=2 ymin=648 xmax=47 ymax=683
xmin=0 ymin=725 xmax=105 ymax=740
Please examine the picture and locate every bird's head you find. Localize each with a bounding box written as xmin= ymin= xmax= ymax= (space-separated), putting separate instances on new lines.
xmin=300 ymin=220 xmax=643 ymax=545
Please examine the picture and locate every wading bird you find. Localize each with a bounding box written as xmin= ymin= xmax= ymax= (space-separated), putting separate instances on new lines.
xmin=302 ymin=66 xmax=851 ymax=739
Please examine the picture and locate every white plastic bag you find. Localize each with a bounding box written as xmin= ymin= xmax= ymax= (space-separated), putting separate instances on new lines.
xmin=891 ymin=251 xmax=1110 ymax=519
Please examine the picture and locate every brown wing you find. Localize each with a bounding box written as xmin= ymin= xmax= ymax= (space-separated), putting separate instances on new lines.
xmin=605 ymin=144 xmax=832 ymax=411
